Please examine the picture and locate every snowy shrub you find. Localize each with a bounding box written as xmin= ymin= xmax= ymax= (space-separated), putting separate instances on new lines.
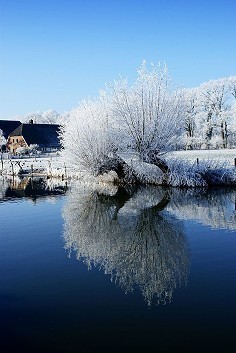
xmin=166 ymin=159 xmax=207 ymax=187
xmin=198 ymin=160 xmax=236 ymax=186
xmin=16 ymin=146 xmax=29 ymax=155
xmin=166 ymin=158 xmax=236 ymax=187
xmin=60 ymin=97 xmax=118 ymax=175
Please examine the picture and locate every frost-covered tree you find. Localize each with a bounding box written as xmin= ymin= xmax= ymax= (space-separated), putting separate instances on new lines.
xmin=181 ymin=88 xmax=200 ymax=149
xmin=180 ymin=76 xmax=236 ymax=149
xmin=22 ymin=111 xmax=42 ymax=124
xmin=40 ymin=109 xmax=60 ymax=124
xmin=60 ymin=97 xmax=117 ymax=175
xmin=0 ymin=129 xmax=6 ymax=151
xmin=60 ymin=64 xmax=236 ymax=181
xmin=228 ymin=76 xmax=236 ymax=100
xmin=61 ymin=62 xmax=184 ymax=176
xmin=21 ymin=109 xmax=63 ymax=124
xmin=108 ymin=61 xmax=184 ymax=159
xmin=199 ymin=78 xmax=229 ymax=148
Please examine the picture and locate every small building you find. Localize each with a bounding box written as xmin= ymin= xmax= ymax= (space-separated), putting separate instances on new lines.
xmin=7 ymin=123 xmax=61 ymax=154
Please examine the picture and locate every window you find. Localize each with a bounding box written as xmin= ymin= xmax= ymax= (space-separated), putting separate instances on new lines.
xmin=12 ymin=138 xmax=14 ymax=143
xmin=16 ymin=138 xmax=18 ymax=143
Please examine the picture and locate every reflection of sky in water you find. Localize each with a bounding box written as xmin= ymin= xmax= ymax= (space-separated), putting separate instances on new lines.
xmin=1 ymin=179 xmax=236 ymax=352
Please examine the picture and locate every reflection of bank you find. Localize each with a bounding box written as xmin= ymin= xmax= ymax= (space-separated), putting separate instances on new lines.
xmin=0 ymin=176 xmax=68 ymax=202
xmin=63 ymin=184 xmax=190 ymax=306
xmin=167 ymin=188 xmax=236 ymax=231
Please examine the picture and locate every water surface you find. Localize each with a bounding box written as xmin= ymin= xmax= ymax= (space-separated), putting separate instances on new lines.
xmin=0 ymin=177 xmax=236 ymax=352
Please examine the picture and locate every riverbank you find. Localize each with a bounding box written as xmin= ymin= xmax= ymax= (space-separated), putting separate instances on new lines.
xmin=1 ymin=149 xmax=236 ymax=187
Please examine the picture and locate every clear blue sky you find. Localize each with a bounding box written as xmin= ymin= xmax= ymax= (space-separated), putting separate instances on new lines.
xmin=0 ymin=0 xmax=236 ymax=119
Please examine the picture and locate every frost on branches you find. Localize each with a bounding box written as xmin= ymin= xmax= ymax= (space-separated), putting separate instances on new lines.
xmin=180 ymin=76 xmax=236 ymax=150
xmin=60 ymin=62 xmax=183 ymax=179
xmin=60 ymin=62 xmax=236 ymax=186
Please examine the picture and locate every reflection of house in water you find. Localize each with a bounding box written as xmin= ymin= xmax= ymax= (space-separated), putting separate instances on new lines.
xmin=63 ymin=184 xmax=190 ymax=306
xmin=1 ymin=176 xmax=67 ymax=201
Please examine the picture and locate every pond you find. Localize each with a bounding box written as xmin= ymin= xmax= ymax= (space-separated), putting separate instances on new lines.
xmin=0 ymin=177 xmax=236 ymax=353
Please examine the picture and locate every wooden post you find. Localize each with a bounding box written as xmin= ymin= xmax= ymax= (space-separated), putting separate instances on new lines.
xmin=197 ymin=158 xmax=199 ymax=165
xmin=234 ymin=158 xmax=236 ymax=167
xmin=1 ymin=153 xmax=3 ymax=174
xmin=10 ymin=160 xmax=14 ymax=176
xmin=64 ymin=162 xmax=67 ymax=180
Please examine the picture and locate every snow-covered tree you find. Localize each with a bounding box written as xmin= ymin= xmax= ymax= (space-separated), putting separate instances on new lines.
xmin=181 ymin=88 xmax=200 ymax=149
xmin=228 ymin=76 xmax=236 ymax=100
xmin=60 ymin=97 xmax=117 ymax=175
xmin=61 ymin=62 xmax=184 ymax=176
xmin=199 ymin=78 xmax=230 ymax=148
xmin=40 ymin=109 xmax=60 ymax=124
xmin=0 ymin=129 xmax=6 ymax=152
xmin=180 ymin=76 xmax=236 ymax=149
xmin=108 ymin=61 xmax=184 ymax=158
xmin=21 ymin=109 xmax=63 ymax=124
xmin=60 ymin=62 xmax=236 ymax=182
xmin=22 ymin=111 xmax=42 ymax=124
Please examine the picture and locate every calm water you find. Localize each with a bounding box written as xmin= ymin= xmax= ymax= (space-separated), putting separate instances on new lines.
xmin=0 ymin=177 xmax=236 ymax=353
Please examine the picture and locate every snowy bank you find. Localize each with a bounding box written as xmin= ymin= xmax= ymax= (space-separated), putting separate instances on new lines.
xmin=1 ymin=149 xmax=236 ymax=188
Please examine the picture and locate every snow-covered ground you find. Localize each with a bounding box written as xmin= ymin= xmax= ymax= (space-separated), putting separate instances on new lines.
xmin=164 ymin=148 xmax=236 ymax=166
xmin=1 ymin=149 xmax=236 ymax=186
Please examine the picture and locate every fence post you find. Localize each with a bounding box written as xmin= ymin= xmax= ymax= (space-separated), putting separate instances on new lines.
xmin=10 ymin=160 xmax=14 ymax=176
xmin=1 ymin=153 xmax=3 ymax=173
xmin=64 ymin=162 xmax=67 ymax=180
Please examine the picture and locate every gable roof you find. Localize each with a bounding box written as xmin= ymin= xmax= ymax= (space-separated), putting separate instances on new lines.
xmin=9 ymin=123 xmax=61 ymax=147
xmin=0 ymin=120 xmax=22 ymax=139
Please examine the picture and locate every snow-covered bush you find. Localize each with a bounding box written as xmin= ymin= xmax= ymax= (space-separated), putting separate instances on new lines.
xmin=166 ymin=158 xmax=236 ymax=187
xmin=15 ymin=146 xmax=29 ymax=155
xmin=166 ymin=159 xmax=207 ymax=187
xmin=60 ymin=97 xmax=118 ymax=175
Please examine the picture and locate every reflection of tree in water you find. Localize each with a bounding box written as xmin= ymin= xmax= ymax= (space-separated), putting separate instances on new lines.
xmin=63 ymin=184 xmax=190 ymax=306
xmin=0 ymin=177 xmax=9 ymax=200
xmin=167 ymin=188 xmax=236 ymax=230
